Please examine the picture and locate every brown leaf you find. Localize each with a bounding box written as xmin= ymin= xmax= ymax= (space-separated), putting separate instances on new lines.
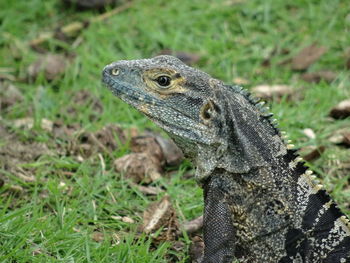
xmin=131 ymin=132 xmax=184 ymax=166
xmin=291 ymin=44 xmax=327 ymax=71
xmin=346 ymin=58 xmax=350 ymax=70
xmin=0 ymin=122 xmax=51 ymax=183
xmin=114 ymin=153 xmax=162 ymax=183
xmin=67 ymin=90 xmax=103 ymax=121
xmin=300 ymin=145 xmax=326 ymax=161
xmin=189 ymin=236 xmax=204 ymax=263
xmin=251 ymin=84 xmax=294 ymax=100
xmin=140 ymin=195 xmax=179 ymax=243
xmin=157 ymin=49 xmax=201 ymax=65
xmin=329 ymin=99 xmax=350 ymax=119
xmin=27 ymin=54 xmax=67 ymax=81
xmin=130 ymin=135 xmax=164 ymax=161
xmin=301 ymin=71 xmax=337 ymax=83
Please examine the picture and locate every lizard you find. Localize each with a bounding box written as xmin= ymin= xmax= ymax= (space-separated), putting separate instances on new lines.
xmin=102 ymin=55 xmax=350 ymax=263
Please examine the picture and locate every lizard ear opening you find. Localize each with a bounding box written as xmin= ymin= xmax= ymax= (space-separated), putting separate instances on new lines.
xmin=200 ymin=100 xmax=220 ymax=122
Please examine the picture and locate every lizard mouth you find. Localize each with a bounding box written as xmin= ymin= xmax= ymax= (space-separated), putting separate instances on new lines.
xmin=103 ymin=74 xmax=159 ymax=107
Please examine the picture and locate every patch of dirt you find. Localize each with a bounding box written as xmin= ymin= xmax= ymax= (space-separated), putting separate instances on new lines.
xmin=0 ymin=122 xmax=52 ymax=188
xmin=69 ymin=123 xmax=126 ymax=158
xmin=66 ymin=90 xmax=103 ymax=121
xmin=291 ymin=44 xmax=327 ymax=71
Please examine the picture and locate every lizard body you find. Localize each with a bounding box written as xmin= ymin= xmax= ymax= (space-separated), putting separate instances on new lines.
xmin=102 ymin=55 xmax=350 ymax=263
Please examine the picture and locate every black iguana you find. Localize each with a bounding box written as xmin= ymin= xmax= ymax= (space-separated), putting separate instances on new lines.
xmin=102 ymin=55 xmax=350 ymax=263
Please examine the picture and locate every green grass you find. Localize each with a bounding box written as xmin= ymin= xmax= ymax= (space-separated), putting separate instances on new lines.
xmin=1 ymin=0 xmax=350 ymax=262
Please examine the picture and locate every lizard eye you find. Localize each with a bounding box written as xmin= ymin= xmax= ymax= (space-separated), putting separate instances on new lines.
xmin=156 ymin=75 xmax=171 ymax=87
xmin=111 ymin=68 xmax=119 ymax=76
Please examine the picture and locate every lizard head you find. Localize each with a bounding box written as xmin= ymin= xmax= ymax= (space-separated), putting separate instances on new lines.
xmin=103 ymin=55 xmax=286 ymax=179
xmin=102 ymin=55 xmax=223 ymax=158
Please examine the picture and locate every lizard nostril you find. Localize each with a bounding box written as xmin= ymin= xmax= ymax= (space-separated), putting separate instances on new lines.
xmin=111 ymin=68 xmax=119 ymax=76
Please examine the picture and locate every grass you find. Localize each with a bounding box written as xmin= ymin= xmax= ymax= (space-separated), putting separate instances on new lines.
xmin=0 ymin=0 xmax=350 ymax=262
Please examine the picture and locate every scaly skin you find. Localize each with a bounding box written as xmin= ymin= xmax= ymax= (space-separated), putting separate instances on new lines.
xmin=102 ymin=55 xmax=350 ymax=263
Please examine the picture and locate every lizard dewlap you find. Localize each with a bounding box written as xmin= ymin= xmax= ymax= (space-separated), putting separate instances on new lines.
xmin=102 ymin=55 xmax=350 ymax=263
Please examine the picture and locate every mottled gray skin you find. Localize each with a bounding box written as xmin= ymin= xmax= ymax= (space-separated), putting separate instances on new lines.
xmin=102 ymin=55 xmax=350 ymax=263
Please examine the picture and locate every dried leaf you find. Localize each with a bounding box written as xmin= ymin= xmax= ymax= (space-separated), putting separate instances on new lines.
xmin=300 ymin=145 xmax=326 ymax=161
xmin=157 ymin=49 xmax=200 ymax=65
xmin=130 ymin=135 xmax=163 ymax=161
xmin=291 ymin=44 xmax=327 ymax=71
xmin=301 ymin=71 xmax=337 ymax=83
xmin=141 ymin=195 xmax=179 ymax=243
xmin=27 ymin=54 xmax=67 ymax=81
xmin=329 ymin=99 xmax=350 ymax=119
xmin=251 ymin=85 xmax=293 ymax=100
xmin=114 ymin=153 xmax=162 ymax=183
xmin=67 ymin=90 xmax=103 ymax=121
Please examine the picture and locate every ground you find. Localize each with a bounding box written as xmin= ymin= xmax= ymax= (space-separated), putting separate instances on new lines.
xmin=0 ymin=0 xmax=349 ymax=262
